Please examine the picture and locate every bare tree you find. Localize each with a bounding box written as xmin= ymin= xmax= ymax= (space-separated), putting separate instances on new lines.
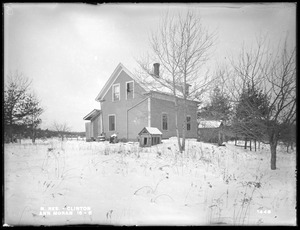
xmin=223 ymin=37 xmax=296 ymax=170
xmin=53 ymin=122 xmax=71 ymax=141
xmin=137 ymin=10 xmax=216 ymax=153
xmin=264 ymin=41 xmax=296 ymax=169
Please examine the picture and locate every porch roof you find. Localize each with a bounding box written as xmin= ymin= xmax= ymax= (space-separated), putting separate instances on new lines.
xmin=83 ymin=109 xmax=101 ymax=120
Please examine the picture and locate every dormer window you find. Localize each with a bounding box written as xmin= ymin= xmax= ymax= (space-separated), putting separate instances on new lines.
xmin=126 ymin=81 xmax=134 ymax=100
xmin=112 ymin=84 xmax=120 ymax=101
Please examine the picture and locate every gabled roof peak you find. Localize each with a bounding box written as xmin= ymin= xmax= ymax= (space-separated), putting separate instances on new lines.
xmin=95 ymin=63 xmax=131 ymax=102
xmin=139 ymin=127 xmax=162 ymax=135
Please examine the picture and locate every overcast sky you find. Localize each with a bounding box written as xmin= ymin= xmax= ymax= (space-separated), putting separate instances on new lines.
xmin=4 ymin=3 xmax=296 ymax=132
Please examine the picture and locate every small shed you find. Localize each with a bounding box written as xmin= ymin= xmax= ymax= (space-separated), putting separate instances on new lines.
xmin=197 ymin=120 xmax=225 ymax=145
xmin=138 ymin=127 xmax=162 ymax=147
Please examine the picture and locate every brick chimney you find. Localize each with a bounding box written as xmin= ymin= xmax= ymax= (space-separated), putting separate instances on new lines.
xmin=184 ymin=83 xmax=191 ymax=96
xmin=153 ymin=63 xmax=160 ymax=77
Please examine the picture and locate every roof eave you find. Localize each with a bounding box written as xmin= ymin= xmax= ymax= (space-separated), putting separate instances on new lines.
xmin=149 ymin=90 xmax=200 ymax=104
xmin=83 ymin=109 xmax=101 ymax=120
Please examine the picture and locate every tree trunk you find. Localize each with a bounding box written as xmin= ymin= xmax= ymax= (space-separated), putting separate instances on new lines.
xmin=218 ymin=131 xmax=221 ymax=146
xmin=270 ymin=132 xmax=278 ymax=170
xmin=182 ymin=69 xmax=188 ymax=152
xmin=244 ymin=137 xmax=247 ymax=149
xmin=31 ymin=129 xmax=36 ymax=144
xmin=249 ymin=139 xmax=252 ymax=151
xmin=31 ymin=124 xmax=36 ymax=144
xmin=270 ymin=142 xmax=277 ymax=170
xmin=174 ymin=99 xmax=182 ymax=153
xmin=254 ymin=139 xmax=257 ymax=152
xmin=8 ymin=119 xmax=14 ymax=143
xmin=181 ymin=100 xmax=187 ymax=152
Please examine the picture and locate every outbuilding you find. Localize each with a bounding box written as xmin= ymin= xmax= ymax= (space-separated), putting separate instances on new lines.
xmin=138 ymin=127 xmax=162 ymax=147
xmin=197 ymin=120 xmax=225 ymax=145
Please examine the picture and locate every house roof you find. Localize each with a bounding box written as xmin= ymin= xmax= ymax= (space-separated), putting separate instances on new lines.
xmin=144 ymin=90 xmax=201 ymax=105
xmin=95 ymin=62 xmax=200 ymax=104
xmin=139 ymin=127 xmax=162 ymax=135
xmin=83 ymin=109 xmax=101 ymax=120
xmin=198 ymin=120 xmax=222 ymax=128
xmin=136 ymin=73 xmax=184 ymax=97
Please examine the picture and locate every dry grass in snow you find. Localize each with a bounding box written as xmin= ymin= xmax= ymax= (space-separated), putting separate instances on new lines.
xmin=4 ymin=138 xmax=296 ymax=226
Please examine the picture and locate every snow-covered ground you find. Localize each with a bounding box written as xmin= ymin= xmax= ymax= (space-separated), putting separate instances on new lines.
xmin=4 ymin=138 xmax=296 ymax=226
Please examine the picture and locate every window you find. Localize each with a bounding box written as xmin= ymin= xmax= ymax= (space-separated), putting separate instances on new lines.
xmin=162 ymin=113 xmax=168 ymax=130
xmin=126 ymin=81 xmax=134 ymax=100
xmin=108 ymin=115 xmax=116 ymax=131
xmin=187 ymin=116 xmax=191 ymax=131
xmin=112 ymin=84 xmax=120 ymax=101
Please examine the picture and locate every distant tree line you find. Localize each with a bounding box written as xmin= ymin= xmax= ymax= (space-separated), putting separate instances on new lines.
xmin=5 ymin=126 xmax=85 ymax=143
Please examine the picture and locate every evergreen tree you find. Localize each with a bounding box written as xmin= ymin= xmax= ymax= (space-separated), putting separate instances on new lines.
xmin=233 ymin=82 xmax=270 ymax=141
xmin=23 ymin=93 xmax=44 ymax=143
xmin=4 ymin=72 xmax=43 ymax=143
xmin=198 ymin=86 xmax=232 ymax=122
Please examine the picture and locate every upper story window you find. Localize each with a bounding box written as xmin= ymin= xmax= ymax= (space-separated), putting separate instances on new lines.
xmin=126 ymin=81 xmax=134 ymax=100
xmin=162 ymin=113 xmax=168 ymax=131
xmin=187 ymin=115 xmax=191 ymax=131
xmin=112 ymin=84 xmax=120 ymax=101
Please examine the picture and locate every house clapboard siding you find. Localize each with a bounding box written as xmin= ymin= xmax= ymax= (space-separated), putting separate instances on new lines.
xmin=85 ymin=122 xmax=91 ymax=140
xmin=100 ymin=67 xmax=147 ymax=140
xmin=150 ymin=94 xmax=198 ymax=139
xmin=84 ymin=63 xmax=199 ymax=141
